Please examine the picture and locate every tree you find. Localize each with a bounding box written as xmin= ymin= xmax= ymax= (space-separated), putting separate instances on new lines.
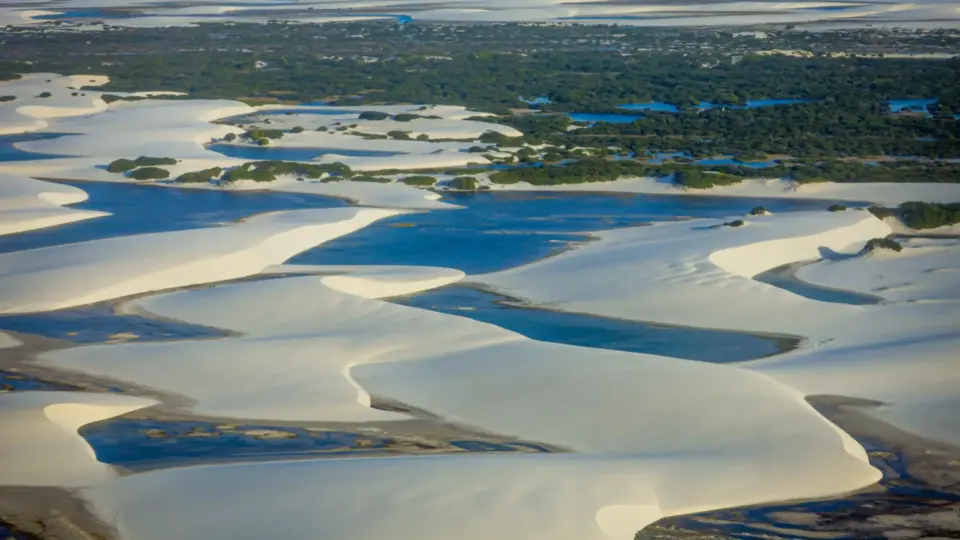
xmin=387 ymin=130 xmax=411 ymax=140
xmin=449 ymin=176 xmax=479 ymax=190
xmin=129 ymin=167 xmax=170 ymax=180
xmin=134 ymin=156 xmax=177 ymax=167
xmin=358 ymin=110 xmax=390 ymax=120
xmin=400 ymin=175 xmax=437 ymax=186
xmin=900 ymin=201 xmax=960 ymax=229
xmin=107 ymin=158 xmax=137 ymax=173
xmin=863 ymin=237 xmax=902 ymax=253
xmin=291 ymin=126 xmax=305 ymax=133
xmin=176 ymin=167 xmax=223 ymax=183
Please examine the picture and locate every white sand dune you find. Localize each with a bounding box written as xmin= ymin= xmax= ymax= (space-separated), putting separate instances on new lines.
xmin=797 ymin=237 xmax=960 ymax=302
xmin=477 ymin=210 xmax=892 ymax=334
xmin=495 ymin=176 xmax=960 ymax=206
xmin=0 ymin=76 xmax=510 ymax=181
xmin=0 ymin=392 xmax=154 ymax=487
xmin=0 ymin=174 xmax=108 ymax=236
xmin=82 ymin=449 xmax=873 ymax=540
xmin=240 ymin=178 xmax=461 ymax=209
xmin=0 ymin=207 xmax=398 ymax=314
xmin=0 ymin=73 xmax=110 ymax=134
xmin=0 ymin=331 xmax=22 ymax=349
xmin=265 ymin=263 xmax=467 ymax=297
xmin=475 ymin=210 xmax=960 ymax=444
xmin=39 ymin=264 xmax=881 ymax=538
xmin=13 ymin=98 xmax=251 ymax=159
xmin=746 ymin=236 xmax=960 ymax=445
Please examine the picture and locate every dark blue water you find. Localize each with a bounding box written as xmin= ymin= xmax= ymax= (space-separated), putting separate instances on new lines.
xmin=0 ymin=301 xmax=226 ymax=344
xmin=619 ymin=102 xmax=680 ymax=113
xmin=80 ymin=418 xmax=394 ymax=469
xmin=616 ymin=100 xmax=813 ymax=113
xmin=888 ymin=98 xmax=937 ymax=117
xmin=0 ymin=133 xmax=73 ymax=162
xmin=206 ymin=142 xmax=404 ymax=161
xmin=519 ymin=96 xmax=552 ymax=106
xmin=81 ymin=416 xmax=546 ymax=470
xmin=291 ymin=191 xmax=847 ymax=274
xmin=1 ymin=370 xmax=76 ymax=392
xmin=394 ymin=286 xmax=795 ymax=362
xmin=695 ymin=157 xmax=780 ymax=168
xmin=567 ymin=112 xmax=643 ymax=123
xmin=0 ymin=180 xmax=345 ymax=253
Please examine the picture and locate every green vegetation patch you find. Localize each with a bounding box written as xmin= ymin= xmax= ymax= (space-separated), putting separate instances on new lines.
xmin=245 ymin=129 xmax=284 ymax=140
xmin=400 ymin=175 xmax=437 ymax=186
xmin=351 ymin=175 xmax=391 ymax=183
xmin=864 ymin=237 xmax=903 ymax=253
xmin=900 ymin=201 xmax=960 ymax=229
xmin=221 ymin=161 xmax=352 ymax=183
xmin=448 ymin=176 xmax=480 ymax=190
xmin=674 ymin=170 xmax=742 ymax=189
xmin=107 ymin=158 xmax=138 ymax=173
xmin=176 ymin=167 xmax=223 ymax=183
xmin=358 ymin=111 xmax=390 ymax=120
xmin=129 ymin=167 xmax=169 ymax=180
xmin=134 ymin=156 xmax=178 ymax=167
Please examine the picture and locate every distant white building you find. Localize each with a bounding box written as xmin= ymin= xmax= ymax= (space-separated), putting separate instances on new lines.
xmin=254 ymin=60 xmax=268 ymax=70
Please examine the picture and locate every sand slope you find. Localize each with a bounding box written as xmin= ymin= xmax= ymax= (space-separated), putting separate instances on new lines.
xmin=0 ymin=392 xmax=154 ymax=487
xmin=0 ymin=174 xmax=108 ymax=236
xmin=476 ymin=210 xmax=960 ymax=444
xmin=0 ymin=207 xmax=398 ymax=313
xmin=43 ymin=264 xmax=882 ymax=539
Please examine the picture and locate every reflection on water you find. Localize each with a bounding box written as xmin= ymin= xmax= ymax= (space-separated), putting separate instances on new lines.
xmin=394 ymin=285 xmax=796 ymax=363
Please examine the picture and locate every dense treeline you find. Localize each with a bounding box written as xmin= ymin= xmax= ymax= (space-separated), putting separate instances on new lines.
xmin=5 ymin=23 xmax=960 ymax=169
xmin=487 ymin=158 xmax=960 ymax=186
xmin=491 ymin=102 xmax=960 ymax=159
xmin=4 ymin=24 xmax=960 ymax=114
xmin=176 ymin=167 xmax=224 ymax=183
xmin=791 ymin=161 xmax=960 ymax=183
xmin=900 ymin=201 xmax=960 ymax=229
